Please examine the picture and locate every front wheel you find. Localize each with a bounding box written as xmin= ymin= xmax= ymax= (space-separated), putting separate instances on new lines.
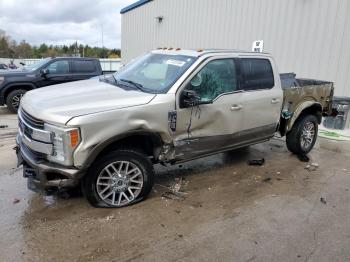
xmin=6 ymin=89 xmax=27 ymax=113
xmin=82 ymin=149 xmax=154 ymax=208
xmin=286 ymin=114 xmax=318 ymax=155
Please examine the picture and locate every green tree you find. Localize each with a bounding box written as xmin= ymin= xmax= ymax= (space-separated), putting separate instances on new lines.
xmin=0 ymin=29 xmax=121 ymax=59
xmin=15 ymin=40 xmax=33 ymax=58
xmin=38 ymin=43 xmax=48 ymax=56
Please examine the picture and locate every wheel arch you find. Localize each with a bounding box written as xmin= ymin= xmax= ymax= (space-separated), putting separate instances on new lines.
xmin=289 ymin=102 xmax=322 ymax=128
xmin=282 ymin=101 xmax=322 ymax=135
xmin=83 ymin=130 xmax=164 ymax=169
xmin=3 ymin=82 xmax=36 ymax=101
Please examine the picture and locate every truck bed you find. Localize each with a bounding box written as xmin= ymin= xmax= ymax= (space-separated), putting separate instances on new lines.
xmin=280 ymin=73 xmax=334 ymax=116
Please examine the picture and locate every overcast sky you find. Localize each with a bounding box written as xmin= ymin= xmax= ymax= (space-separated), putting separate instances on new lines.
xmin=0 ymin=0 xmax=133 ymax=49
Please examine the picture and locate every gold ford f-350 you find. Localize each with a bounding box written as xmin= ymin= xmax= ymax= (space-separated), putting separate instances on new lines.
xmin=15 ymin=49 xmax=334 ymax=207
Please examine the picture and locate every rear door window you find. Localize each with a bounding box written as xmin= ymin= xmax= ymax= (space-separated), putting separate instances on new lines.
xmin=72 ymin=60 xmax=96 ymax=73
xmin=240 ymin=58 xmax=274 ymax=90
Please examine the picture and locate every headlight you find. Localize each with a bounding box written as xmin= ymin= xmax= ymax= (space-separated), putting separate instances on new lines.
xmin=0 ymin=76 xmax=4 ymax=85
xmin=44 ymin=123 xmax=81 ymax=166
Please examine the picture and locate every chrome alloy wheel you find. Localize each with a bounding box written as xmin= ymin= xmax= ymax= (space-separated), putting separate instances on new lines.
xmin=12 ymin=93 xmax=23 ymax=109
xmin=96 ymin=161 xmax=144 ymax=206
xmin=300 ymin=121 xmax=316 ymax=150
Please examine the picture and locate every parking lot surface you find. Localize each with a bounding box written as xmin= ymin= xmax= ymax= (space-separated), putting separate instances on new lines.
xmin=1 ymin=106 xmax=350 ymax=262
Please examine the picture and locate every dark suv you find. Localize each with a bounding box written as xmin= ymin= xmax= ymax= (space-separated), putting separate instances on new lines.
xmin=0 ymin=57 xmax=102 ymax=112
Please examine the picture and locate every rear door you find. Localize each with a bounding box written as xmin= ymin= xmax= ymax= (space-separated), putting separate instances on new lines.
xmin=71 ymin=59 xmax=99 ymax=81
xmin=238 ymin=57 xmax=283 ymax=139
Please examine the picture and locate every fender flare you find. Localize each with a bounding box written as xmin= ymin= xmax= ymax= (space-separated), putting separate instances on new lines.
xmin=80 ymin=130 xmax=164 ymax=169
xmin=2 ymin=82 xmax=36 ymax=98
xmin=286 ymin=101 xmax=322 ymax=132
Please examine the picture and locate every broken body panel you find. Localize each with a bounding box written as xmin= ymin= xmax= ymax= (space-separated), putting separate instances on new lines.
xmin=280 ymin=75 xmax=334 ymax=134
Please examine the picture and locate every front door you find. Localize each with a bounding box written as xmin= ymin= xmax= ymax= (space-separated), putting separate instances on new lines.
xmin=173 ymin=57 xmax=244 ymax=160
xmin=38 ymin=59 xmax=71 ymax=87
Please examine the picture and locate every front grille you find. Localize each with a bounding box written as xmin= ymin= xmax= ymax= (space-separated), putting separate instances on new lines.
xmin=21 ymin=142 xmax=46 ymax=161
xmin=20 ymin=108 xmax=44 ymax=129
xmin=19 ymin=118 xmax=33 ymax=139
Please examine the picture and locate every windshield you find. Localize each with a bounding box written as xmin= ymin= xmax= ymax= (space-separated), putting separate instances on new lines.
xmin=24 ymin=58 xmax=51 ymax=71
xmin=113 ymin=53 xmax=197 ymax=93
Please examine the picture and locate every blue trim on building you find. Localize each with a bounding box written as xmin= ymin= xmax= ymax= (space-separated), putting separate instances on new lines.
xmin=120 ymin=0 xmax=152 ymax=14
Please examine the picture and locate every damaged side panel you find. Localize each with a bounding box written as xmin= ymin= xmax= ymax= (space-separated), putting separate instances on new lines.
xmin=281 ymin=81 xmax=334 ymax=133
xmin=168 ymin=92 xmax=245 ymax=161
xmin=165 ymin=124 xmax=276 ymax=162
xmin=68 ymin=94 xmax=176 ymax=167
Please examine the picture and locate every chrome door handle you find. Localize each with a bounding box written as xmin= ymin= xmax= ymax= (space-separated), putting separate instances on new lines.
xmin=231 ymin=104 xmax=242 ymax=111
xmin=271 ymin=98 xmax=280 ymax=104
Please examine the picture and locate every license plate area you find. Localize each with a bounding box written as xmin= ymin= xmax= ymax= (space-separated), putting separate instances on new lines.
xmin=23 ymin=164 xmax=37 ymax=178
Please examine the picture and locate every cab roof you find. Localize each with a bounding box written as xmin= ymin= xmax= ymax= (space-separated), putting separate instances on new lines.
xmin=151 ymin=49 xmax=271 ymax=57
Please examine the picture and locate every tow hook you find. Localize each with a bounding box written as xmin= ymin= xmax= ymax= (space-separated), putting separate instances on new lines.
xmin=13 ymin=146 xmax=19 ymax=153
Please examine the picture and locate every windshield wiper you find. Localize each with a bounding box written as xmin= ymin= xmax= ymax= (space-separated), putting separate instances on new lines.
xmin=118 ymin=78 xmax=145 ymax=92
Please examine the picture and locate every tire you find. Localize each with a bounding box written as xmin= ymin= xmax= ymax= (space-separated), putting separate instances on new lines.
xmin=286 ymin=114 xmax=318 ymax=155
xmin=82 ymin=149 xmax=154 ymax=208
xmin=6 ymin=89 xmax=27 ymax=113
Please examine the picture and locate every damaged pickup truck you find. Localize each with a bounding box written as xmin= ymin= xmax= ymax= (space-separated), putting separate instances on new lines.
xmin=16 ymin=49 xmax=334 ymax=207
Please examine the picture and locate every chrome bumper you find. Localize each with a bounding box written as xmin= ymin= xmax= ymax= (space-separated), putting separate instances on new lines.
xmin=16 ymin=135 xmax=82 ymax=192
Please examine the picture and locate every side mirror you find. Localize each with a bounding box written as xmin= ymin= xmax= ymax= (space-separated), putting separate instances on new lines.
xmin=181 ymin=89 xmax=212 ymax=108
xmin=41 ymin=68 xmax=49 ymax=76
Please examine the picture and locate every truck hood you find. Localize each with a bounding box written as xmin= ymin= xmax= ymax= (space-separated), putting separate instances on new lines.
xmin=0 ymin=69 xmax=30 ymax=77
xmin=20 ymin=78 xmax=156 ymax=125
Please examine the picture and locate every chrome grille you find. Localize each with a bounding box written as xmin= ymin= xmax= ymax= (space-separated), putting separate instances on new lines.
xmin=19 ymin=117 xmax=33 ymax=138
xmin=21 ymin=142 xmax=46 ymax=161
xmin=20 ymin=108 xmax=44 ymax=129
xmin=18 ymin=108 xmax=53 ymax=155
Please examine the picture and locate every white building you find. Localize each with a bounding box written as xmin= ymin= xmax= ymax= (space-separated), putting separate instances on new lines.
xmin=121 ymin=0 xmax=350 ymax=97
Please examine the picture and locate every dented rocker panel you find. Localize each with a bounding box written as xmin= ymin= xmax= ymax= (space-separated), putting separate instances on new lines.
xmin=159 ymin=124 xmax=277 ymax=162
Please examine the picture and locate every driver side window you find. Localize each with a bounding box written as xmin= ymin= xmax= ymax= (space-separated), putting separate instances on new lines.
xmin=187 ymin=59 xmax=237 ymax=101
xmin=45 ymin=60 xmax=69 ymax=74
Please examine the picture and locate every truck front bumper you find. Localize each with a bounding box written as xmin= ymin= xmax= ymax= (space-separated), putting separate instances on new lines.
xmin=16 ymin=134 xmax=83 ymax=193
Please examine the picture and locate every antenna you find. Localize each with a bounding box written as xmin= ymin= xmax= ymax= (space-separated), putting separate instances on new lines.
xmin=101 ymin=24 xmax=104 ymax=58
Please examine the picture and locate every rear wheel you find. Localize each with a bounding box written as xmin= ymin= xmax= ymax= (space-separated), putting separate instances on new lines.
xmin=286 ymin=114 xmax=318 ymax=155
xmin=83 ymin=149 xmax=154 ymax=208
xmin=6 ymin=89 xmax=27 ymax=113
